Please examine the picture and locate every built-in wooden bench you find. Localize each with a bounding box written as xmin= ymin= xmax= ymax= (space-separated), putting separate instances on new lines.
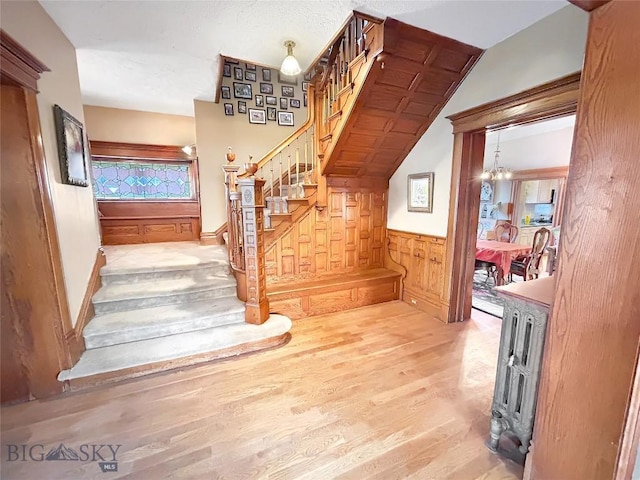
xmin=267 ymin=268 xmax=401 ymax=320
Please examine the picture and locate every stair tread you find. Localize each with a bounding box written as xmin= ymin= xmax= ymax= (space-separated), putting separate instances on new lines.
xmin=93 ymin=274 xmax=236 ymax=304
xmin=59 ymin=315 xmax=292 ymax=381
xmin=85 ymin=297 xmax=245 ymax=337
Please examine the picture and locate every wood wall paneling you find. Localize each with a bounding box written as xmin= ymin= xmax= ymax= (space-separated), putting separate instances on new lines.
xmin=322 ymin=19 xmax=483 ymax=179
xmin=532 ymin=2 xmax=640 ymax=478
xmin=1 ymin=85 xmax=72 ymax=403
xmin=265 ymin=185 xmax=387 ymax=283
xmin=385 ymin=229 xmax=448 ymax=322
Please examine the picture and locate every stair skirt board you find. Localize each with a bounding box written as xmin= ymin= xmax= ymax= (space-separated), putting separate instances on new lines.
xmin=59 ymin=315 xmax=292 ymax=389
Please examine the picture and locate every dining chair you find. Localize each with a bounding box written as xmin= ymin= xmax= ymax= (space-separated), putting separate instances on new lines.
xmin=495 ymin=222 xmax=519 ymax=243
xmin=509 ymin=227 xmax=551 ymax=281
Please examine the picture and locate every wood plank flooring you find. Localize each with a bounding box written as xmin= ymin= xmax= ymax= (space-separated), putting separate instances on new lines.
xmin=1 ymin=301 xmax=521 ymax=479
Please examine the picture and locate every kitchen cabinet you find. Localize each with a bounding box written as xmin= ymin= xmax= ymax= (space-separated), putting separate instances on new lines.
xmin=517 ymin=226 xmax=537 ymax=247
xmin=523 ymin=180 xmax=558 ymax=204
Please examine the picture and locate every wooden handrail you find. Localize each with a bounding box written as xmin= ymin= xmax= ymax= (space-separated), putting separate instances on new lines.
xmin=320 ymin=36 xmax=345 ymax=90
xmin=255 ymin=84 xmax=316 ymax=171
xmin=304 ymin=10 xmax=383 ymax=78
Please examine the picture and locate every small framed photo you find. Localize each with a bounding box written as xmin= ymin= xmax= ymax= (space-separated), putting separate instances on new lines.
xmin=233 ymin=82 xmax=252 ymax=99
xmin=303 ymin=93 xmax=308 ymax=107
xmin=245 ymin=63 xmax=256 ymax=71
xmin=244 ymin=70 xmax=256 ymax=82
xmin=224 ymin=103 xmax=234 ymax=116
xmin=221 ymin=86 xmax=231 ymax=99
xmin=53 ymin=104 xmax=89 ymax=187
xmin=248 ymin=108 xmax=266 ymax=124
xmin=278 ymin=71 xmax=298 ymax=85
xmin=255 ymin=95 xmax=264 ymax=107
xmin=225 ymin=57 xmax=239 ymax=64
xmin=407 ymin=172 xmax=435 ymax=213
xmin=237 ymin=101 xmax=247 ymax=114
xmin=290 ymin=99 xmax=300 ymax=109
xmin=278 ymin=111 xmax=294 ymax=126
xmin=303 ymin=71 xmax=312 ymax=81
xmin=279 ymin=97 xmax=288 ymax=110
xmin=223 ymin=64 xmax=231 ymax=77
xmin=302 ymin=81 xmax=310 ymax=92
xmin=266 ymin=95 xmax=277 ymax=106
xmin=234 ymin=67 xmax=243 ymax=80
xmin=262 ymin=68 xmax=271 ymax=82
xmin=267 ymin=107 xmax=277 ymax=121
xmin=281 ymin=85 xmax=295 ymax=98
xmin=260 ymin=83 xmax=273 ymax=95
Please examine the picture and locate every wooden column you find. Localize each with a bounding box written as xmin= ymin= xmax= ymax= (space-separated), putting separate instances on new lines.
xmin=531 ymin=1 xmax=640 ymax=478
xmin=222 ymin=163 xmax=240 ymax=265
xmin=237 ymin=176 xmax=270 ymax=325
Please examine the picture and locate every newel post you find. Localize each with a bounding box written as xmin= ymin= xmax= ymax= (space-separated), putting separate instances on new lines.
xmin=237 ymin=175 xmax=270 ymax=325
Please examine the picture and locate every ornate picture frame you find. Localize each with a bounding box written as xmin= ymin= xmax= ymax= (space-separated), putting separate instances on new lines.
xmin=407 ymin=172 xmax=434 ymax=213
xmin=53 ymin=105 xmax=89 ymax=187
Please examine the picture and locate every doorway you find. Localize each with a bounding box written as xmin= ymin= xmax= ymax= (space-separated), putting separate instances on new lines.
xmin=443 ymin=72 xmax=581 ymax=323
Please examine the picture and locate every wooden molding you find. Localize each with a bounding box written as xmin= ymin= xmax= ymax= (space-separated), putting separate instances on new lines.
xmin=200 ymin=223 xmax=227 ymax=246
xmin=509 ymin=166 xmax=569 ymax=181
xmin=445 ymin=73 xmax=581 ymax=323
xmin=89 ymin=140 xmax=191 ymax=160
xmin=0 ymin=30 xmax=49 ymax=92
xmin=568 ymin=0 xmax=611 ymax=12
xmin=448 ymin=72 xmax=581 ymax=133
xmin=214 ymin=54 xmax=224 ymax=104
xmin=68 ymin=249 xmax=106 ymax=365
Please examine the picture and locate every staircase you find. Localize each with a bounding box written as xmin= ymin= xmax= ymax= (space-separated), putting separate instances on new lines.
xmin=58 ymin=243 xmax=291 ymax=389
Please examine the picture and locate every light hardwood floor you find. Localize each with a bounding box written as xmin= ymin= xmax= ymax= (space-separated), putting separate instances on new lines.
xmin=1 ymin=301 xmax=521 ymax=479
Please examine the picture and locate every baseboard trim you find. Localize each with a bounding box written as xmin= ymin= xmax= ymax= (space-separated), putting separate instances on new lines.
xmin=69 ymin=249 xmax=106 ymax=364
xmin=200 ymin=223 xmax=227 ymax=245
xmin=64 ymin=332 xmax=291 ymax=391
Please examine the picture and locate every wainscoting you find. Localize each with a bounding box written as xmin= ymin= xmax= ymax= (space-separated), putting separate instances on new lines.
xmin=98 ymin=201 xmax=200 ymax=245
xmin=265 ymin=182 xmax=387 ymax=282
xmin=386 ymin=229 xmax=449 ymax=322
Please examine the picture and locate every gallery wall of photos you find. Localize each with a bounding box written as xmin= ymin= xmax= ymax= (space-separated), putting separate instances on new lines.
xmin=220 ymin=58 xmax=309 ymax=127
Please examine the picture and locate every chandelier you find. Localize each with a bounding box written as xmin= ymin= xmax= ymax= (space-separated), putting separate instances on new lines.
xmin=481 ymin=132 xmax=512 ymax=181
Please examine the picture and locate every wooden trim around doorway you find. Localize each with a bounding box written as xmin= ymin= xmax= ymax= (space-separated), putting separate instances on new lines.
xmin=444 ymin=72 xmax=581 ymax=323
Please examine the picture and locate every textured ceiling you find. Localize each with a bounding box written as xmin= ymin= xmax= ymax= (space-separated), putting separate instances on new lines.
xmin=40 ymin=0 xmax=566 ymax=116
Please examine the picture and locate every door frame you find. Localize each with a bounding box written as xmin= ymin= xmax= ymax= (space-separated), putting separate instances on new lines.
xmin=443 ymin=72 xmax=581 ymax=323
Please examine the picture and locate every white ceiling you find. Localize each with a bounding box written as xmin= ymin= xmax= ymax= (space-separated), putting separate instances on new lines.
xmin=40 ymin=0 xmax=567 ymax=116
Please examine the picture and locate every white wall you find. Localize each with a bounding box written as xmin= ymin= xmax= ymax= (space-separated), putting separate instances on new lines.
xmin=1 ymin=1 xmax=102 ymax=326
xmin=387 ymin=6 xmax=588 ymax=237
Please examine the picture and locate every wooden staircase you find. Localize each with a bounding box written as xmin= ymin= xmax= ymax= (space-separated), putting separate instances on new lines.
xmin=222 ymin=12 xmax=483 ymax=320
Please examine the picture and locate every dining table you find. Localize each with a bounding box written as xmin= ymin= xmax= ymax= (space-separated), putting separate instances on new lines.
xmin=476 ymin=240 xmax=532 ymax=286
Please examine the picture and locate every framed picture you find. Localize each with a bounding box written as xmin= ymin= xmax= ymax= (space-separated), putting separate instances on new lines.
xmin=224 ymin=103 xmax=234 ymax=116
xmin=223 ymin=64 xmax=231 ymax=77
xmin=278 ymin=71 xmax=298 ymax=85
xmin=302 ymin=81 xmax=310 ymax=92
xmin=266 ymin=95 xmax=277 ymax=106
xmin=279 ymin=97 xmax=288 ymax=110
xmin=245 ymin=70 xmax=256 ymax=82
xmin=237 ymin=101 xmax=247 ymax=114
xmin=267 ymin=107 xmax=277 ymax=121
xmin=233 ymin=82 xmax=252 ymax=99
xmin=303 ymin=71 xmax=312 ymax=81
xmin=480 ymin=181 xmax=494 ymax=203
xmin=245 ymin=63 xmax=256 ymax=71
xmin=248 ymin=108 xmax=266 ymax=124
xmin=260 ymin=83 xmax=273 ymax=94
xmin=281 ymin=85 xmax=295 ymax=98
xmin=224 ymin=57 xmax=239 ymax=64
xmin=290 ymin=99 xmax=300 ymax=108
xmin=407 ymin=172 xmax=435 ymax=213
xmin=221 ymin=86 xmax=231 ymax=99
xmin=303 ymin=93 xmax=307 ymax=107
xmin=255 ymin=95 xmax=264 ymax=107
xmin=53 ymin=104 xmax=89 ymax=187
xmin=234 ymin=67 xmax=243 ymax=80
xmin=278 ymin=111 xmax=294 ymax=126
xmin=262 ymin=68 xmax=271 ymax=82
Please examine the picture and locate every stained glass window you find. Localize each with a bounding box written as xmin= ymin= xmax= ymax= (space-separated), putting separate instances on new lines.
xmin=91 ymin=159 xmax=193 ymax=200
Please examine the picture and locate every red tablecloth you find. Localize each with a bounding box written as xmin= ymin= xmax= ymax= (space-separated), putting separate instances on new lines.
xmin=476 ymin=240 xmax=531 ymax=280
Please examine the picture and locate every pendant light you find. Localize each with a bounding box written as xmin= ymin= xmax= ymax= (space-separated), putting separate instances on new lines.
xmin=481 ymin=132 xmax=512 ymax=181
xmin=280 ymin=40 xmax=301 ymax=76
